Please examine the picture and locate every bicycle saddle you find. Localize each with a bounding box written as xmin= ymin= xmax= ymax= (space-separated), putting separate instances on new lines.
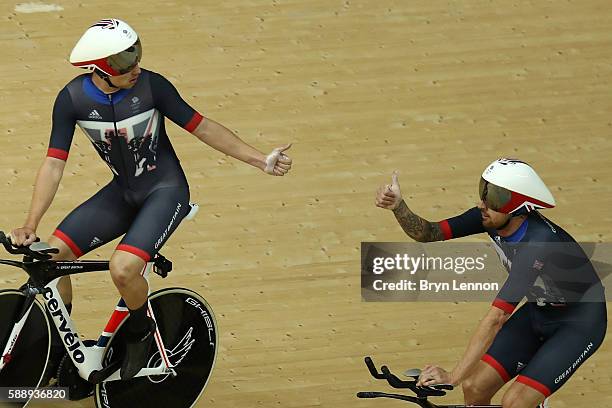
xmin=185 ymin=202 xmax=199 ymax=220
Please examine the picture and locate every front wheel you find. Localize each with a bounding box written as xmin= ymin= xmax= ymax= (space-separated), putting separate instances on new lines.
xmin=0 ymin=289 xmax=51 ymax=408
xmin=94 ymin=288 xmax=218 ymax=408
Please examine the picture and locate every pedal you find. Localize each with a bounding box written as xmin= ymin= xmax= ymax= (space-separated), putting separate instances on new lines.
xmin=153 ymin=254 xmax=172 ymax=278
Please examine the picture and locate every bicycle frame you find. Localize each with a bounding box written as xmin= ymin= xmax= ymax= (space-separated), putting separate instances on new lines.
xmin=0 ymin=260 xmax=174 ymax=384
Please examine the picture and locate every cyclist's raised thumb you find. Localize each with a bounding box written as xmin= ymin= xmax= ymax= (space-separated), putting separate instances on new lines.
xmin=277 ymin=143 xmax=292 ymax=153
xmin=391 ymin=171 xmax=400 ymax=187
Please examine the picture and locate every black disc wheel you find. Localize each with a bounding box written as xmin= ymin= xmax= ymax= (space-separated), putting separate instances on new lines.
xmin=0 ymin=289 xmax=50 ymax=408
xmin=95 ymin=288 xmax=218 ymax=408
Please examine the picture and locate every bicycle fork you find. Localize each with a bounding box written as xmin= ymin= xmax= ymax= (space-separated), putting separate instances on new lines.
xmin=0 ymin=290 xmax=39 ymax=371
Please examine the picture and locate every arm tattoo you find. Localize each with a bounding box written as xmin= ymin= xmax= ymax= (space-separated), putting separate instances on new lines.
xmin=392 ymin=200 xmax=445 ymax=242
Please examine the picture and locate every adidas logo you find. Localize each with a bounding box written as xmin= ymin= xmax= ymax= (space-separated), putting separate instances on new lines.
xmin=88 ymin=109 xmax=103 ymax=120
xmin=516 ymin=361 xmax=525 ymax=372
xmin=89 ymin=236 xmax=103 ymax=248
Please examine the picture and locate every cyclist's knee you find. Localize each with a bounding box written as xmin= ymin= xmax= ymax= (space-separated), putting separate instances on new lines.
xmin=461 ymin=375 xmax=480 ymax=395
xmin=501 ymin=393 xmax=521 ymax=408
xmin=462 ymin=375 xmax=493 ymax=401
xmin=501 ymin=389 xmax=541 ymax=408
xmin=110 ymin=262 xmax=138 ymax=288
xmin=110 ymin=252 xmax=144 ymax=288
xmin=462 ymin=363 xmax=504 ymax=404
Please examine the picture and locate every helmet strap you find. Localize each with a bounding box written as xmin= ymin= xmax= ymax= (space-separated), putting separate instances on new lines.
xmin=510 ymin=207 xmax=530 ymax=217
xmin=497 ymin=216 xmax=512 ymax=231
xmin=93 ymin=69 xmax=119 ymax=90
xmin=103 ymin=75 xmax=118 ymax=89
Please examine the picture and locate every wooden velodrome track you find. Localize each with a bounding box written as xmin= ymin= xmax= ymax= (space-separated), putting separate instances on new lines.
xmin=1 ymin=0 xmax=611 ymax=407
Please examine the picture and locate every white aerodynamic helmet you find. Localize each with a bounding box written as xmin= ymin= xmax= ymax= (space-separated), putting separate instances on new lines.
xmin=69 ymin=18 xmax=142 ymax=76
xmin=479 ymin=158 xmax=556 ymax=214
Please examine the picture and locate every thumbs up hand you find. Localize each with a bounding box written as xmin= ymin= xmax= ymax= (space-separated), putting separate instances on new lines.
xmin=264 ymin=143 xmax=292 ymax=176
xmin=375 ymin=171 xmax=403 ymax=210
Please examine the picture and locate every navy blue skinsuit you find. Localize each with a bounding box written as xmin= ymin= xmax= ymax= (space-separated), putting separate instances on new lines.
xmin=438 ymin=209 xmax=607 ymax=397
xmin=47 ymin=69 xmax=203 ymax=261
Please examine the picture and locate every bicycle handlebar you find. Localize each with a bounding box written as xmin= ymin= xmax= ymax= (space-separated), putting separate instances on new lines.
xmin=365 ymin=356 xmax=386 ymax=379
xmin=0 ymin=231 xmax=58 ymax=260
xmin=357 ymin=391 xmax=423 ymax=404
xmin=364 ymin=356 xmax=452 ymax=396
xmin=357 ymin=356 xmax=457 ymax=406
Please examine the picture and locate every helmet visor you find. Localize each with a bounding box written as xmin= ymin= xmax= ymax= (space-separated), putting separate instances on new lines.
xmin=107 ymin=38 xmax=142 ymax=75
xmin=479 ymin=177 xmax=512 ymax=212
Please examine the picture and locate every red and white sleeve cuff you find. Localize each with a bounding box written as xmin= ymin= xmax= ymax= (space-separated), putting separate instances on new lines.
xmin=47 ymin=148 xmax=69 ymax=161
xmin=492 ymin=298 xmax=516 ymax=314
xmin=184 ymin=112 xmax=204 ymax=133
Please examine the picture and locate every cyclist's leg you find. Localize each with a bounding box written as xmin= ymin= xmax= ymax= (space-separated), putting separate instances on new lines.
xmin=111 ymin=185 xmax=190 ymax=378
xmin=115 ymin=185 xmax=190 ymax=264
xmin=109 ymin=250 xmax=147 ymax=310
xmin=501 ymin=311 xmax=607 ymax=408
xmin=51 ymin=182 xmax=136 ymax=304
xmin=50 ymin=178 xmax=136 ymax=310
xmin=464 ymin=304 xmax=541 ymax=405
xmin=461 ymin=361 xmax=505 ymax=405
xmin=52 ymin=180 xmax=137 ymax=258
xmin=109 ymin=249 xmax=155 ymax=380
xmin=501 ymin=382 xmax=546 ymax=408
xmin=41 ymin=181 xmax=136 ymax=385
xmin=46 ymin=236 xmax=77 ymax=304
xmin=110 ymin=185 xmax=190 ymax=309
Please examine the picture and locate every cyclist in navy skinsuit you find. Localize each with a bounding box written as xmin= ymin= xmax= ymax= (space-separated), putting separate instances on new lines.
xmin=375 ymin=159 xmax=606 ymax=408
xmin=10 ymin=18 xmax=293 ymax=381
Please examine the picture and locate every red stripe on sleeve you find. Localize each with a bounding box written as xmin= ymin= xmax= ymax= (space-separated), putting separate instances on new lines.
xmin=516 ymin=375 xmax=552 ymax=397
xmin=492 ymin=298 xmax=516 ymax=314
xmin=47 ymin=148 xmax=69 ymax=161
xmin=438 ymin=220 xmax=453 ymax=240
xmin=184 ymin=112 xmax=204 ymax=133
